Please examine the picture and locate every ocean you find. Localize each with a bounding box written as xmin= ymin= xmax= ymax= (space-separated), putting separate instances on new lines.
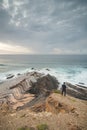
xmin=0 ymin=55 xmax=87 ymax=86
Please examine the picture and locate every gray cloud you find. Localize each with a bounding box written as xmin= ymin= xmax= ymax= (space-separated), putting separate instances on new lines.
xmin=0 ymin=0 xmax=87 ymax=54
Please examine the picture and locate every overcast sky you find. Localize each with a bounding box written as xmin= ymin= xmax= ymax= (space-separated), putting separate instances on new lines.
xmin=0 ymin=0 xmax=87 ymax=54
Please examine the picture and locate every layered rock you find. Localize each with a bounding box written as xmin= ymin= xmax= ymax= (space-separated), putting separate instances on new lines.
xmin=0 ymin=72 xmax=59 ymax=110
xmin=66 ymin=82 xmax=87 ymax=100
xmin=0 ymin=71 xmax=87 ymax=113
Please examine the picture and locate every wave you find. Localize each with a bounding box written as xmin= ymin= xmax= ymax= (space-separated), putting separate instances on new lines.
xmin=0 ymin=67 xmax=87 ymax=87
xmin=39 ymin=68 xmax=87 ymax=86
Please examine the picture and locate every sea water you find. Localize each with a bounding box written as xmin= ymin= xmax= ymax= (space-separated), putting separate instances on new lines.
xmin=0 ymin=55 xmax=87 ymax=86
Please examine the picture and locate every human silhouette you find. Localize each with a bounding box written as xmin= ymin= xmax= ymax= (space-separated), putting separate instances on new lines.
xmin=62 ymin=82 xmax=66 ymax=96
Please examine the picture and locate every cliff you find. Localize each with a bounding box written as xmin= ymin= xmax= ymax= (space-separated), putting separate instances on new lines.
xmin=0 ymin=71 xmax=87 ymax=130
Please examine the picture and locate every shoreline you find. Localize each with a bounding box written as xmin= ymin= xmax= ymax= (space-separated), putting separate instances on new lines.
xmin=0 ymin=68 xmax=87 ymax=90
xmin=0 ymin=71 xmax=87 ymax=101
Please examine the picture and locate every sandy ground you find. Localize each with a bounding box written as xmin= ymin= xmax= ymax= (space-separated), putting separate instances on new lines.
xmin=0 ymin=93 xmax=87 ymax=130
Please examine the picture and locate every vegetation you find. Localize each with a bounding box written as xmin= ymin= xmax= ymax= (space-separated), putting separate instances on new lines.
xmin=37 ymin=124 xmax=49 ymax=130
xmin=17 ymin=127 xmax=34 ymax=130
xmin=71 ymin=99 xmax=76 ymax=102
xmin=17 ymin=124 xmax=49 ymax=130
xmin=53 ymin=89 xmax=61 ymax=94
xmin=17 ymin=127 xmax=27 ymax=130
xmin=20 ymin=114 xmax=26 ymax=118
xmin=68 ymin=97 xmax=76 ymax=102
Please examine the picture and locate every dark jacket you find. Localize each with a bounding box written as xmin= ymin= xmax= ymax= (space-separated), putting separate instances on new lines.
xmin=62 ymin=84 xmax=66 ymax=91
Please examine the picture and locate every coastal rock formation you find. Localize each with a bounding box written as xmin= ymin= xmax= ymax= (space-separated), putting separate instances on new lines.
xmin=6 ymin=74 xmax=14 ymax=79
xmin=66 ymin=82 xmax=87 ymax=100
xmin=0 ymin=71 xmax=87 ymax=113
xmin=28 ymin=74 xmax=59 ymax=96
xmin=0 ymin=72 xmax=87 ymax=130
xmin=9 ymin=73 xmax=59 ymax=99
xmin=0 ymin=72 xmax=59 ymax=110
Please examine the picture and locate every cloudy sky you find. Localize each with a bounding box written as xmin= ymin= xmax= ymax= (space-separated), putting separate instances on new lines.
xmin=0 ymin=0 xmax=87 ymax=54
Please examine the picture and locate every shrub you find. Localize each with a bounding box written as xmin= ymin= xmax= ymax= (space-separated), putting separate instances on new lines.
xmin=17 ymin=127 xmax=34 ymax=130
xmin=53 ymin=89 xmax=61 ymax=94
xmin=37 ymin=124 xmax=49 ymax=130
xmin=17 ymin=127 xmax=26 ymax=130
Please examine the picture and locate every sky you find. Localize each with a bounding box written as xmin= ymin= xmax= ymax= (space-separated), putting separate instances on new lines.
xmin=0 ymin=0 xmax=87 ymax=54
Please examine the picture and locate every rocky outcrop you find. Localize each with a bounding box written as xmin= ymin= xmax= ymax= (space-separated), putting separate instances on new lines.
xmin=66 ymin=82 xmax=87 ymax=100
xmin=28 ymin=74 xmax=59 ymax=96
xmin=45 ymin=95 xmax=75 ymax=114
xmin=16 ymin=73 xmax=59 ymax=110
xmin=0 ymin=71 xmax=87 ymax=113
xmin=0 ymin=72 xmax=87 ymax=130
xmin=6 ymin=74 xmax=14 ymax=79
xmin=0 ymin=72 xmax=59 ymax=110
xmin=29 ymin=93 xmax=76 ymax=114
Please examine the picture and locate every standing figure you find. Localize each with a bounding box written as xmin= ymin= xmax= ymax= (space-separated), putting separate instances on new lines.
xmin=62 ymin=82 xmax=66 ymax=96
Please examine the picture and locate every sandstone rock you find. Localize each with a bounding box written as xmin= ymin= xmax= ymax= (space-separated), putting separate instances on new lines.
xmin=31 ymin=102 xmax=46 ymax=112
xmin=0 ymin=102 xmax=10 ymax=114
xmin=45 ymin=95 xmax=75 ymax=114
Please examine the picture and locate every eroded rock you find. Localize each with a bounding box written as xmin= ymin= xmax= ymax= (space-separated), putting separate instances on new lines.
xmin=29 ymin=74 xmax=59 ymax=96
xmin=66 ymin=82 xmax=87 ymax=100
xmin=45 ymin=95 xmax=75 ymax=114
xmin=0 ymin=72 xmax=59 ymax=111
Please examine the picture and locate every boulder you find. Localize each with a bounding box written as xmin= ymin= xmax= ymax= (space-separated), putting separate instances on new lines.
xmin=31 ymin=67 xmax=35 ymax=70
xmin=6 ymin=74 xmax=14 ymax=79
xmin=29 ymin=74 xmax=59 ymax=97
xmin=46 ymin=68 xmax=50 ymax=71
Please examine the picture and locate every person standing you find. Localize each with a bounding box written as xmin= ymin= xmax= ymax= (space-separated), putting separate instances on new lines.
xmin=61 ymin=82 xmax=66 ymax=96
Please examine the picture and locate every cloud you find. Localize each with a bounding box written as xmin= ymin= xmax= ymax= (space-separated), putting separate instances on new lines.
xmin=52 ymin=38 xmax=87 ymax=54
xmin=0 ymin=42 xmax=33 ymax=54
xmin=0 ymin=0 xmax=87 ymax=54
